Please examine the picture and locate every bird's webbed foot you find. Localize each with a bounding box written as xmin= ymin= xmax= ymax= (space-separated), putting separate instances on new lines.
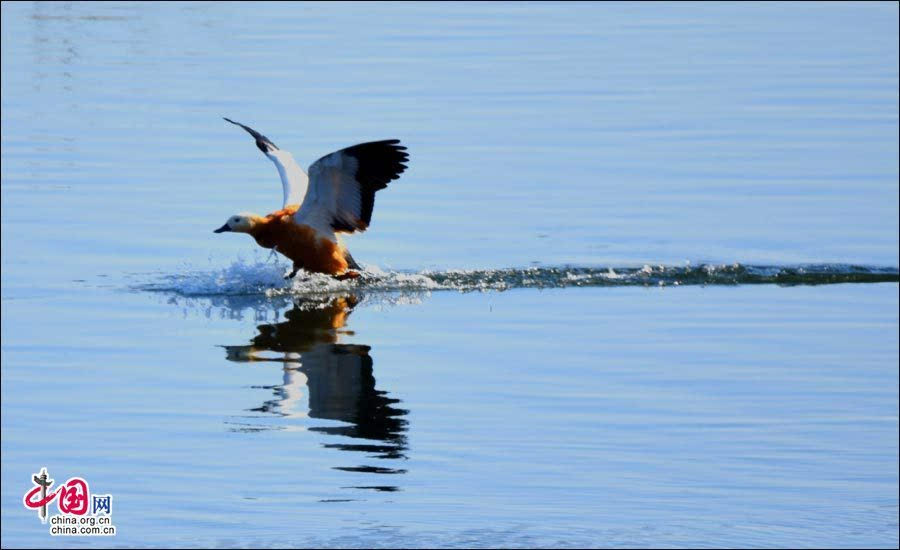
xmin=334 ymin=270 xmax=361 ymax=281
xmin=284 ymin=266 xmax=301 ymax=280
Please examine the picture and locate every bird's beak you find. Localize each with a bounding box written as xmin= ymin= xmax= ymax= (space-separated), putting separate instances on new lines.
xmin=214 ymin=223 xmax=231 ymax=233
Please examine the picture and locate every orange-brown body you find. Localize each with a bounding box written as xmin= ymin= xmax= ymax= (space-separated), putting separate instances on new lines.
xmin=249 ymin=207 xmax=350 ymax=276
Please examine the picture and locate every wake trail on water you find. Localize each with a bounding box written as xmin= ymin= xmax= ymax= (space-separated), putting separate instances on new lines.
xmin=136 ymin=259 xmax=900 ymax=298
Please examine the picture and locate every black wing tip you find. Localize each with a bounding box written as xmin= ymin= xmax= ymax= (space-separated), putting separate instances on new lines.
xmin=359 ymin=138 xmax=406 ymax=150
xmin=384 ymin=140 xmax=410 ymax=179
xmin=328 ymin=139 xmax=410 ymax=234
xmin=222 ymin=117 xmax=278 ymax=153
xmin=382 ymin=138 xmax=407 ymax=150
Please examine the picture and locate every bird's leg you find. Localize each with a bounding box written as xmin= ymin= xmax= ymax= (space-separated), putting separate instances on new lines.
xmin=334 ymin=270 xmax=360 ymax=281
xmin=284 ymin=264 xmax=301 ymax=280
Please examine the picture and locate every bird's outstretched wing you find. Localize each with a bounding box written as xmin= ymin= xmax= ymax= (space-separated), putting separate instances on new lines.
xmin=296 ymin=140 xmax=408 ymax=234
xmin=223 ymin=117 xmax=308 ymax=208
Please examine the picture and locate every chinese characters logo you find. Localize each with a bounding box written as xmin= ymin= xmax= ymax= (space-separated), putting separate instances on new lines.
xmin=23 ymin=467 xmax=116 ymax=536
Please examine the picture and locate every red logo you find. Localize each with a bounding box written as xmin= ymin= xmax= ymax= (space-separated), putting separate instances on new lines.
xmin=23 ymin=468 xmax=91 ymax=523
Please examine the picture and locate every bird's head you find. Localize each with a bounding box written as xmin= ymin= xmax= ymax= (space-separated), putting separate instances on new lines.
xmin=214 ymin=213 xmax=260 ymax=234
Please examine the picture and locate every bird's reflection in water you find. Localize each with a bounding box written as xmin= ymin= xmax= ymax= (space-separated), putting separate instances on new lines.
xmin=222 ymin=295 xmax=408 ymax=490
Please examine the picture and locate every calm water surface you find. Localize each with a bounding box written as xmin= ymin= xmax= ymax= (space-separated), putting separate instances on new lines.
xmin=2 ymin=2 xmax=898 ymax=548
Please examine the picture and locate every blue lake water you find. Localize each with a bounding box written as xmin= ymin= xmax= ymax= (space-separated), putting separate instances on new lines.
xmin=1 ymin=2 xmax=898 ymax=547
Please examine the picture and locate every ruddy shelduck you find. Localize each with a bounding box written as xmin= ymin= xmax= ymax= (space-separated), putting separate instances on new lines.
xmin=215 ymin=118 xmax=409 ymax=279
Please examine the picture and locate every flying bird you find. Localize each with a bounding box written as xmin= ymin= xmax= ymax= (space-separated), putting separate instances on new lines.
xmin=215 ymin=118 xmax=409 ymax=279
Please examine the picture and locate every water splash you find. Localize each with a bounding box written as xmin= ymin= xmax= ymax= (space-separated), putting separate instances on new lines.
xmin=136 ymin=259 xmax=899 ymax=298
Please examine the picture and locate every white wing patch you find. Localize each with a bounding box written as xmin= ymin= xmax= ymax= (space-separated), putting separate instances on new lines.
xmin=224 ymin=117 xmax=309 ymax=208
xmin=295 ymin=140 xmax=408 ymax=236
xmin=265 ymin=149 xmax=308 ymax=208
xmin=297 ymin=151 xmax=360 ymax=234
